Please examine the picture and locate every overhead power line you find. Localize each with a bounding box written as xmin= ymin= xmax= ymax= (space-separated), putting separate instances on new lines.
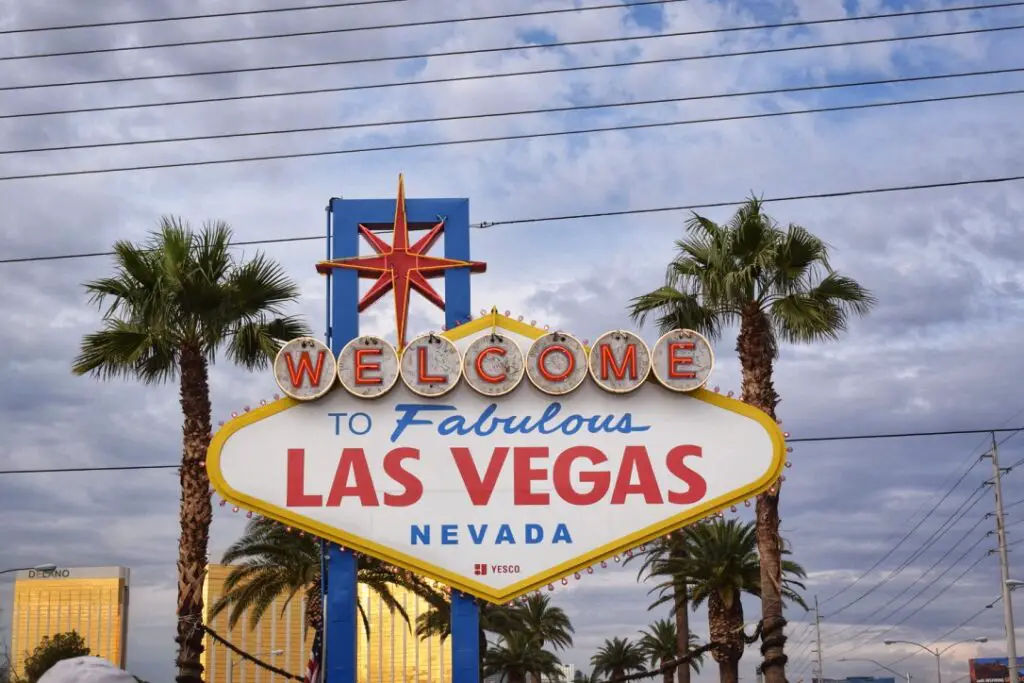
xmin=8 ymin=34 xmax=1022 ymax=121
xmin=1 ymin=21 xmax=1019 ymax=93
xmin=3 ymin=176 xmax=1024 ymax=266
xmin=2 ymin=87 xmax=1021 ymax=181
xmin=0 ymin=0 xmax=415 ymax=35
xmin=2 ymin=0 xmax=688 ymax=60
xmin=6 ymin=79 xmax=1022 ymax=157
xmin=2 ymin=426 xmax=1023 ymax=475
xmin=4 ymin=0 xmax=1019 ymax=62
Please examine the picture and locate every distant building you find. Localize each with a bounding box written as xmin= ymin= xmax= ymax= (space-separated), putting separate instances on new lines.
xmin=969 ymin=657 xmax=1024 ymax=683
xmin=9 ymin=566 xmax=130 ymax=679
xmin=202 ymin=564 xmax=451 ymax=682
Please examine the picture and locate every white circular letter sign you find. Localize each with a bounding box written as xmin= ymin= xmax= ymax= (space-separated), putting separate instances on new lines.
xmin=400 ymin=333 xmax=462 ymax=397
xmin=274 ymin=337 xmax=337 ymax=401
xmin=651 ymin=328 xmax=715 ymax=392
xmin=463 ymin=333 xmax=525 ymax=397
xmin=588 ymin=330 xmax=651 ymax=394
xmin=526 ymin=331 xmax=589 ymax=395
xmin=337 ymin=335 xmax=400 ymax=398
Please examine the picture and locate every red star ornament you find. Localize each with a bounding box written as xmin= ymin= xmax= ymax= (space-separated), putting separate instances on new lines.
xmin=315 ymin=174 xmax=487 ymax=350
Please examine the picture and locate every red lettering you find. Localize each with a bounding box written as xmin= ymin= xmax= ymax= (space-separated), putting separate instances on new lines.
xmin=599 ymin=343 xmax=638 ymax=380
xmin=538 ymin=344 xmax=574 ymax=382
xmin=665 ymin=445 xmax=707 ymax=504
xmin=668 ymin=341 xmax=697 ymax=379
xmin=475 ymin=346 xmax=507 ymax=384
xmin=354 ymin=347 xmax=383 ymax=385
xmin=452 ymin=447 xmax=509 ymax=505
xmin=513 ymin=447 xmax=549 ymax=505
xmin=417 ymin=346 xmax=447 ymax=384
xmin=382 ymin=447 xmax=422 ymax=506
xmin=610 ymin=446 xmax=664 ymax=504
xmin=285 ymin=350 xmax=327 ymax=388
xmin=286 ymin=448 xmax=323 ymax=507
xmin=552 ymin=446 xmax=610 ymax=506
xmin=326 ymin=448 xmax=379 ymax=507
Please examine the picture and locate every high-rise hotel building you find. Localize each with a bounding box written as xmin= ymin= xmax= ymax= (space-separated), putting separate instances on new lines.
xmin=203 ymin=564 xmax=451 ymax=683
xmin=9 ymin=566 xmax=130 ymax=678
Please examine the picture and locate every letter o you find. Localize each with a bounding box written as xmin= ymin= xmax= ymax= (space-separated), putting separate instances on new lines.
xmin=348 ymin=412 xmax=372 ymax=435
xmin=526 ymin=332 xmax=588 ymax=395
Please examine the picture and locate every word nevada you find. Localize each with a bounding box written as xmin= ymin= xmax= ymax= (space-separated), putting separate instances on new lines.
xmin=274 ymin=328 xmax=714 ymax=401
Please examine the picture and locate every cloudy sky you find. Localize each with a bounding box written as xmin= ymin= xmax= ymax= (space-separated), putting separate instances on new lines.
xmin=1 ymin=0 xmax=1023 ymax=681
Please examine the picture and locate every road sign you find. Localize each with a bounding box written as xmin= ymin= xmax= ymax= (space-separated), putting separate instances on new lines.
xmin=207 ymin=312 xmax=785 ymax=603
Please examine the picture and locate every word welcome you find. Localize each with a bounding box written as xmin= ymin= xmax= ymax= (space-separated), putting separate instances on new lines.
xmin=285 ymin=444 xmax=708 ymax=508
xmin=273 ymin=327 xmax=714 ymax=402
xmin=410 ymin=522 xmax=573 ymax=545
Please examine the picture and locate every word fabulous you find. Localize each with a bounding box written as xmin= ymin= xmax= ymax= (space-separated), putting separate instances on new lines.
xmin=274 ymin=327 xmax=714 ymax=402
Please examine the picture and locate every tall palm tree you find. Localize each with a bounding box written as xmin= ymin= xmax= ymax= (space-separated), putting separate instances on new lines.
xmin=515 ymin=593 xmax=574 ymax=683
xmin=211 ymin=515 xmax=436 ymax=638
xmin=73 ymin=219 xmax=309 ymax=683
xmin=647 ymin=519 xmax=807 ymax=683
xmin=591 ymin=637 xmax=646 ymax=682
xmin=629 ymin=198 xmax=873 ymax=683
xmin=637 ymin=619 xmax=705 ymax=683
xmin=483 ymin=630 xmax=565 ymax=683
xmin=625 ymin=530 xmax=695 ymax=683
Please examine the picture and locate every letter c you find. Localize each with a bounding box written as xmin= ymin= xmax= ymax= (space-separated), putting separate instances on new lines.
xmin=475 ymin=346 xmax=507 ymax=384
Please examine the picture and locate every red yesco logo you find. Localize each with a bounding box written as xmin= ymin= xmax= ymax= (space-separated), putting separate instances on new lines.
xmin=473 ymin=563 xmax=488 ymax=576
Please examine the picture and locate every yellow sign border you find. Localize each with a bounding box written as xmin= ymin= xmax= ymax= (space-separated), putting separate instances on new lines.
xmin=207 ymin=311 xmax=786 ymax=603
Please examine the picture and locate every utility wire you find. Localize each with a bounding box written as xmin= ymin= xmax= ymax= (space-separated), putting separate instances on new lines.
xmin=1 ymin=22 xmax=1019 ymax=93
xmin=0 ymin=0 xmax=414 ymax=35
xmin=2 ymin=1 xmax=689 ymax=60
xmin=3 ymin=426 xmax=1023 ymax=475
xmin=8 ymin=39 xmax=1023 ymax=121
xmin=4 ymin=0 xmax=1019 ymax=62
xmin=7 ymin=79 xmax=1023 ymax=156
xmin=2 ymin=88 xmax=1022 ymax=181
xmin=3 ymin=177 xmax=1024 ymax=265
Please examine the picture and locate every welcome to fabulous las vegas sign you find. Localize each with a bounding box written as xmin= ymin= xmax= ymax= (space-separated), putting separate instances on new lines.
xmin=207 ymin=311 xmax=786 ymax=604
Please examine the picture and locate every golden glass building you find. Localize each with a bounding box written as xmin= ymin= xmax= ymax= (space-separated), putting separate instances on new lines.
xmin=203 ymin=564 xmax=451 ymax=683
xmin=9 ymin=566 xmax=130 ymax=678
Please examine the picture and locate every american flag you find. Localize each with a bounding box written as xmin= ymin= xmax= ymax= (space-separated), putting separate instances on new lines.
xmin=303 ymin=627 xmax=323 ymax=683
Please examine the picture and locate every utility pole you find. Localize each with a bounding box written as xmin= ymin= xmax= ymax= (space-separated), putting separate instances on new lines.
xmin=985 ymin=433 xmax=1018 ymax=683
xmin=814 ymin=595 xmax=826 ymax=683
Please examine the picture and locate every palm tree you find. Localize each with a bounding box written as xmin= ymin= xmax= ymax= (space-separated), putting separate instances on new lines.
xmin=629 ymin=198 xmax=873 ymax=683
xmin=624 ymin=530 xmax=695 ymax=683
xmin=515 ymin=593 xmax=575 ymax=683
xmin=483 ymin=630 xmax=565 ymax=683
xmin=72 ymin=219 xmax=309 ymax=683
xmin=647 ymin=519 xmax=807 ymax=683
xmin=591 ymin=637 xmax=646 ymax=682
xmin=211 ymin=515 xmax=435 ymax=638
xmin=637 ymin=619 xmax=705 ymax=683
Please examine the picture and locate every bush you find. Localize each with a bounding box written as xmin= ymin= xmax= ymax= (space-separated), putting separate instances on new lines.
xmin=21 ymin=632 xmax=90 ymax=683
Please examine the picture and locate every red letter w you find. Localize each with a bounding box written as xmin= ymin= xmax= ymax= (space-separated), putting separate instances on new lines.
xmin=285 ymin=351 xmax=327 ymax=388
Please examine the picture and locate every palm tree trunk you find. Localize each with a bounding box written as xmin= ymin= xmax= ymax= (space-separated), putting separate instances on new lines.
xmin=306 ymin=567 xmax=323 ymax=632
xmin=669 ymin=532 xmax=690 ymax=683
xmin=175 ymin=346 xmax=214 ymax=683
xmin=479 ymin=627 xmax=487 ymax=683
xmin=708 ymin=591 xmax=745 ymax=683
xmin=663 ymin=657 xmax=675 ymax=683
xmin=737 ymin=305 xmax=786 ymax=683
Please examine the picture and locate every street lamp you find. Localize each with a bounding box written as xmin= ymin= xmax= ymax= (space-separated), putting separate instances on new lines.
xmin=1008 ymin=579 xmax=1024 ymax=590
xmin=227 ymin=649 xmax=284 ymax=683
xmin=883 ymin=637 xmax=987 ymax=683
xmin=0 ymin=563 xmax=58 ymax=576
xmin=838 ymin=657 xmax=912 ymax=683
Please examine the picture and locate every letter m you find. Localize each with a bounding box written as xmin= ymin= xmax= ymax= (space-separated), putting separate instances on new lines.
xmin=600 ymin=343 xmax=637 ymax=380
xmin=285 ymin=350 xmax=327 ymax=388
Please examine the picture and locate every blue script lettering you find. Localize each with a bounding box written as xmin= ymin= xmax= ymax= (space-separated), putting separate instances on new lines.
xmin=409 ymin=522 xmax=574 ymax=545
xmin=390 ymin=402 xmax=648 ymax=442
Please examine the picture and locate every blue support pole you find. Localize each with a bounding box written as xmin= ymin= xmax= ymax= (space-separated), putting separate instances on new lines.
xmin=451 ymin=592 xmax=481 ymax=683
xmin=325 ymin=197 xmax=359 ymax=683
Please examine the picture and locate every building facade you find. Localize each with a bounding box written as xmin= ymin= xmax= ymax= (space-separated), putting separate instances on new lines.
xmin=203 ymin=564 xmax=451 ymax=683
xmin=969 ymin=658 xmax=1024 ymax=683
xmin=9 ymin=566 xmax=130 ymax=678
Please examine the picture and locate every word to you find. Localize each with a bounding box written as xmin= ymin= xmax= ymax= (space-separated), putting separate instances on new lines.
xmin=273 ymin=327 xmax=714 ymax=401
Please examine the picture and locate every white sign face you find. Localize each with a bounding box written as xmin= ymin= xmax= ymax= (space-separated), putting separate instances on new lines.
xmin=210 ymin=318 xmax=785 ymax=603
